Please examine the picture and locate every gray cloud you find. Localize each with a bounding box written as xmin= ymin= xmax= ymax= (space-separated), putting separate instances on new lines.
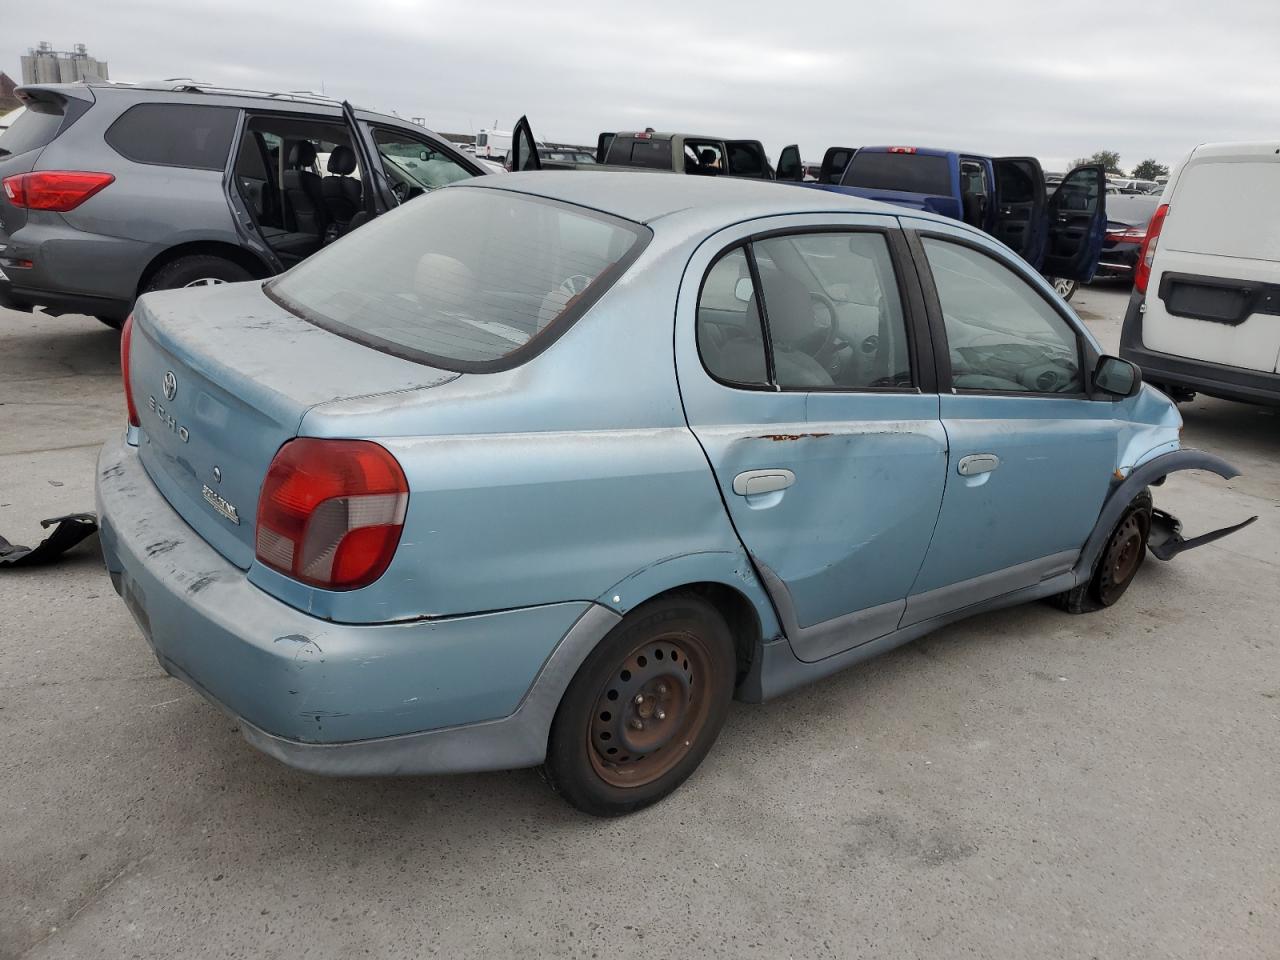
xmin=6 ymin=0 xmax=1278 ymax=172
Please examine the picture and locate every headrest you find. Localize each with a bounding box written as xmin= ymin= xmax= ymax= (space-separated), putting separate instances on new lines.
xmin=289 ymin=140 xmax=317 ymax=168
xmin=327 ymin=144 xmax=357 ymax=176
xmin=756 ymin=269 xmax=814 ymax=344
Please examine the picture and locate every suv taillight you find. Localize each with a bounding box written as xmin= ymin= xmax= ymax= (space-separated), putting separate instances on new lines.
xmin=255 ymin=439 xmax=409 ymax=590
xmin=1135 ymin=203 xmax=1169 ymax=294
xmin=120 ymin=314 xmax=139 ymax=428
xmin=2 ymin=171 xmax=115 ymax=211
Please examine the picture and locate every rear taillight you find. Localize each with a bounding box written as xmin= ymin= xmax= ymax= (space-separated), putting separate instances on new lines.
xmin=2 ymin=171 xmax=115 ymax=212
xmin=1106 ymin=227 xmax=1147 ymax=243
xmin=255 ymin=439 xmax=409 ymax=590
xmin=1135 ymin=203 xmax=1169 ymax=294
xmin=120 ymin=314 xmax=139 ymax=428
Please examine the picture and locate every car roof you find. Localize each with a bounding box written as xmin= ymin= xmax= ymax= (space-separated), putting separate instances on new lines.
xmin=19 ymin=80 xmax=432 ymax=135
xmin=459 ymin=171 xmax=953 ymax=229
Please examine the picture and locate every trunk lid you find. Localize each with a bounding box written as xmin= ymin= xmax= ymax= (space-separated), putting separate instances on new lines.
xmin=130 ymin=281 xmax=458 ymax=568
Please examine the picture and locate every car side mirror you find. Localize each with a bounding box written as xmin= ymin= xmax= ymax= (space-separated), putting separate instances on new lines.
xmin=419 ymin=150 xmax=429 ymax=161
xmin=1093 ymin=355 xmax=1142 ymax=398
xmin=734 ymin=277 xmax=754 ymax=302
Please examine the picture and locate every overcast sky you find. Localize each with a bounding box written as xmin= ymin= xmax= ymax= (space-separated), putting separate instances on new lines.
xmin=6 ymin=0 xmax=1278 ymax=172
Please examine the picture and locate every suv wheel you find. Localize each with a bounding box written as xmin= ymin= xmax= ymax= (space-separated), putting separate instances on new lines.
xmin=1051 ymin=489 xmax=1153 ymax=614
xmin=544 ymin=593 xmax=736 ymax=816
xmin=142 ymin=255 xmax=252 ymax=295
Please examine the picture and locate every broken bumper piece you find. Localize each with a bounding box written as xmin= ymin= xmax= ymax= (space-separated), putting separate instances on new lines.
xmin=1147 ymin=508 xmax=1257 ymax=561
xmin=0 ymin=513 xmax=99 ymax=568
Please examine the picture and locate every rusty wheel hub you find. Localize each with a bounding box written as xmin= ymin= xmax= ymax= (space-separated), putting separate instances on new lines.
xmin=1100 ymin=512 xmax=1145 ymax=604
xmin=588 ymin=633 xmax=709 ymax=788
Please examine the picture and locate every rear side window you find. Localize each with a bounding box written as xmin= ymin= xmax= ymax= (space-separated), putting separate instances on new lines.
xmin=0 ymin=101 xmax=66 ymax=157
xmin=607 ymin=137 xmax=672 ymax=170
xmin=105 ymin=104 xmax=238 ymax=171
xmin=267 ymin=186 xmax=650 ymax=371
xmin=725 ymin=142 xmax=767 ymax=178
xmin=842 ymin=152 xmax=952 ymax=195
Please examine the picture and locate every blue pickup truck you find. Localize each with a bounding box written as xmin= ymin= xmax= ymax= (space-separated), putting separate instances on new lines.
xmin=776 ymin=145 xmax=1107 ymax=300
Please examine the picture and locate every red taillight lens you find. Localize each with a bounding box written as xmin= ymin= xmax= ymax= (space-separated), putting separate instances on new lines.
xmin=1 ymin=171 xmax=115 ymax=212
xmin=120 ymin=314 xmax=139 ymax=428
xmin=1135 ymin=203 xmax=1169 ymax=294
xmin=255 ymin=439 xmax=409 ymax=590
xmin=1106 ymin=227 xmax=1147 ymax=243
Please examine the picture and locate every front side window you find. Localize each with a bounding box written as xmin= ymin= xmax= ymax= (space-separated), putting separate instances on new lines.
xmin=268 ymin=186 xmax=649 ymax=370
xmin=922 ymin=238 xmax=1082 ymax=393
xmin=373 ymin=129 xmax=473 ymax=196
xmin=696 ymin=231 xmax=913 ymax=391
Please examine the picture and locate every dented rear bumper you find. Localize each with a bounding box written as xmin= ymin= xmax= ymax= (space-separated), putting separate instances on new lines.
xmin=95 ymin=434 xmax=615 ymax=774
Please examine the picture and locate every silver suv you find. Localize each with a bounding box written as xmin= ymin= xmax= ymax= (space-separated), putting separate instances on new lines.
xmin=0 ymin=80 xmax=485 ymax=328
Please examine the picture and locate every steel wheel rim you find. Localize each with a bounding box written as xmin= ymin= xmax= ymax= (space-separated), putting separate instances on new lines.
xmin=1100 ymin=513 xmax=1144 ymax=604
xmin=587 ymin=629 xmax=714 ymax=788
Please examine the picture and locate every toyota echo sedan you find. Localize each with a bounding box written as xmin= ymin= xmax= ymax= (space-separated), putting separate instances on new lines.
xmin=96 ymin=173 xmax=1252 ymax=816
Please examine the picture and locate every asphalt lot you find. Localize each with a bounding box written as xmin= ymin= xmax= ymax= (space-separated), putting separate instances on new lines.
xmin=1 ymin=281 xmax=1277 ymax=959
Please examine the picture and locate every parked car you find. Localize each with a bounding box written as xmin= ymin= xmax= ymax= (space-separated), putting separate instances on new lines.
xmin=775 ymin=144 xmax=1107 ymax=302
xmin=1095 ymin=194 xmax=1160 ymax=282
xmin=513 ymin=117 xmax=774 ymax=179
xmin=1120 ymin=141 xmax=1280 ymax=406
xmin=97 ymin=173 xmax=1252 ymax=816
xmin=0 ymin=80 xmax=486 ymax=328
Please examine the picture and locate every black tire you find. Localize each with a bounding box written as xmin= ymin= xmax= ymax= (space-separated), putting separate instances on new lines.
xmin=141 ymin=255 xmax=253 ymax=294
xmin=544 ymin=593 xmax=736 ymax=817
xmin=95 ymin=315 xmax=124 ymax=330
xmin=1051 ymin=489 xmax=1153 ymax=614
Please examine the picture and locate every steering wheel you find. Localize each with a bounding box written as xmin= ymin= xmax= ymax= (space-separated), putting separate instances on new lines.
xmin=390 ymin=178 xmax=412 ymax=204
xmin=799 ymin=291 xmax=838 ymax=356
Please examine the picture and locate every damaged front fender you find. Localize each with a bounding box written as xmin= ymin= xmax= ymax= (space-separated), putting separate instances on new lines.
xmin=1073 ymin=449 xmax=1256 ymax=583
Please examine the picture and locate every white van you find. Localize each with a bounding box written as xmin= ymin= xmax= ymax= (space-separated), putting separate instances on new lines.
xmin=1119 ymin=141 xmax=1280 ymax=406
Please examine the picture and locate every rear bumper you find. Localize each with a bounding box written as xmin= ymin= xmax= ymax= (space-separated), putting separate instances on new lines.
xmin=1096 ymin=241 xmax=1140 ymax=275
xmin=0 ymin=217 xmax=141 ymax=319
xmin=1119 ymin=289 xmax=1280 ymax=406
xmin=95 ymin=435 xmax=619 ymax=775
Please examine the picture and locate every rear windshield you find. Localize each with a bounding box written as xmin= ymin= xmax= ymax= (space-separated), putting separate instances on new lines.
xmin=607 ymin=137 xmax=673 ymax=170
xmin=267 ymin=186 xmax=650 ymax=371
xmin=842 ymin=152 xmax=952 ymax=195
xmin=1105 ymin=195 xmax=1158 ymax=226
xmin=0 ymin=100 xmax=65 ymax=158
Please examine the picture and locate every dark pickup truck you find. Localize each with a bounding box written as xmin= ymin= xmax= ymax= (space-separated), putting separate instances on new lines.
xmin=511 ymin=117 xmax=773 ymax=180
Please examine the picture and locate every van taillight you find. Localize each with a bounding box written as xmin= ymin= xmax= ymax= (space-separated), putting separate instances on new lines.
xmin=1135 ymin=203 xmax=1169 ymax=294
xmin=2 ymin=171 xmax=115 ymax=212
xmin=255 ymin=439 xmax=409 ymax=590
xmin=120 ymin=314 xmax=139 ymax=428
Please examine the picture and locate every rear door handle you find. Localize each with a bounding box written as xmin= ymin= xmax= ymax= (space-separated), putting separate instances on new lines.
xmin=732 ymin=469 xmax=796 ymax=497
xmin=957 ymin=454 xmax=1000 ymax=476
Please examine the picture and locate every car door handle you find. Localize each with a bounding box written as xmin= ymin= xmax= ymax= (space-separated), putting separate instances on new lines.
xmin=732 ymin=469 xmax=796 ymax=497
xmin=957 ymin=454 xmax=1000 ymax=476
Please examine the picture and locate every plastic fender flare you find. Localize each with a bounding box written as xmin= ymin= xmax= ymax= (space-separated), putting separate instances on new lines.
xmin=1071 ymin=448 xmax=1240 ymax=585
xmin=594 ymin=549 xmax=783 ymax=641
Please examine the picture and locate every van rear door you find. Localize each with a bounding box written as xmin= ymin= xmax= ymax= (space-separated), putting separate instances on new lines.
xmin=1142 ymin=145 xmax=1280 ymax=374
xmin=1042 ymin=164 xmax=1106 ymax=282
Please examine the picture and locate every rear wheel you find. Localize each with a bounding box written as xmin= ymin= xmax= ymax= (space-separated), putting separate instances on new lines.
xmin=141 ymin=255 xmax=253 ymax=295
xmin=544 ymin=594 xmax=736 ymax=816
xmin=1052 ymin=489 xmax=1152 ymax=614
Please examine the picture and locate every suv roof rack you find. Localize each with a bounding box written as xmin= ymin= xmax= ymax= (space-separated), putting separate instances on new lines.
xmin=92 ymin=78 xmax=375 ymax=112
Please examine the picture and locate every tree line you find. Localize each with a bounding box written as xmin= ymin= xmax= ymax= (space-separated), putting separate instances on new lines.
xmin=1070 ymin=150 xmax=1168 ymax=181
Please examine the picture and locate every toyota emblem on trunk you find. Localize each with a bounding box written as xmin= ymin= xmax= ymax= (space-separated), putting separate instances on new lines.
xmin=162 ymin=371 xmax=177 ymax=401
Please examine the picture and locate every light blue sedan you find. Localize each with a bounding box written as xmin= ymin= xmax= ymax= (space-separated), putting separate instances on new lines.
xmin=96 ymin=172 xmax=1251 ymax=815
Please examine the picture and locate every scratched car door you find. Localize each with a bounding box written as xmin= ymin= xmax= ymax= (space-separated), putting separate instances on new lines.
xmin=676 ymin=213 xmax=947 ymax=662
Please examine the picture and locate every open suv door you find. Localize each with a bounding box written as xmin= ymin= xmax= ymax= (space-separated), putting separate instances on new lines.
xmin=992 ymin=156 xmax=1048 ymax=267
